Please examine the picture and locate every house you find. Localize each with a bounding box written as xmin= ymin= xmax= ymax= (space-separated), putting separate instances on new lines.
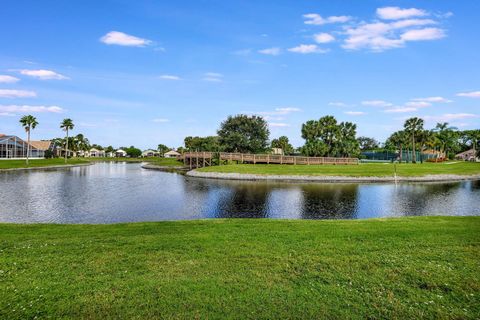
xmin=271 ymin=148 xmax=283 ymax=155
xmin=164 ymin=150 xmax=181 ymax=158
xmin=142 ymin=149 xmax=159 ymax=157
xmin=0 ymin=135 xmax=50 ymax=159
xmin=88 ymin=148 xmax=105 ymax=157
xmin=115 ymin=149 xmax=127 ymax=157
xmin=456 ymin=149 xmax=479 ymax=162
xmin=106 ymin=151 xmax=115 ymax=158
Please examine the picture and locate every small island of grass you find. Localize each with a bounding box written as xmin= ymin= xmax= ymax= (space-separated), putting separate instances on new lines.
xmin=196 ymin=161 xmax=480 ymax=177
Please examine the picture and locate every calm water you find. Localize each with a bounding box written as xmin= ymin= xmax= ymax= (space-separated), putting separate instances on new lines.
xmin=0 ymin=162 xmax=479 ymax=223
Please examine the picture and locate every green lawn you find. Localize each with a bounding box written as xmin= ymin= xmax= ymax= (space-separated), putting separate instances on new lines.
xmin=198 ymin=161 xmax=480 ymax=177
xmin=0 ymin=157 xmax=184 ymax=170
xmin=0 ymin=217 xmax=478 ymax=319
xmin=0 ymin=158 xmax=89 ymax=169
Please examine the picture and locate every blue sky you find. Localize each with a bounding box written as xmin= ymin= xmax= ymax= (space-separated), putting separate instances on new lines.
xmin=1 ymin=0 xmax=479 ymax=149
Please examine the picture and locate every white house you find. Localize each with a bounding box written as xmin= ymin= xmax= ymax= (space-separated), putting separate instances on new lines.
xmin=164 ymin=150 xmax=181 ymax=158
xmin=88 ymin=148 xmax=105 ymax=157
xmin=115 ymin=149 xmax=127 ymax=157
xmin=456 ymin=149 xmax=479 ymax=162
xmin=142 ymin=149 xmax=159 ymax=157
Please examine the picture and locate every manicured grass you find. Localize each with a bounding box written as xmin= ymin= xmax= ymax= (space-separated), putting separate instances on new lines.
xmin=86 ymin=157 xmax=184 ymax=167
xmin=1 ymin=217 xmax=478 ymax=319
xmin=198 ymin=161 xmax=480 ymax=177
xmin=0 ymin=158 xmax=88 ymax=170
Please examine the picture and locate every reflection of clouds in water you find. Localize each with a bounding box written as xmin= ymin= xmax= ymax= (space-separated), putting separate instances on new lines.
xmin=266 ymin=186 xmax=303 ymax=219
xmin=0 ymin=163 xmax=479 ymax=223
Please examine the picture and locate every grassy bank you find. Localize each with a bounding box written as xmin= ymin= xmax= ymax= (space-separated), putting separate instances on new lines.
xmin=0 ymin=158 xmax=89 ymax=170
xmin=198 ymin=161 xmax=480 ymax=177
xmin=1 ymin=217 xmax=478 ymax=319
xmin=0 ymin=157 xmax=183 ymax=170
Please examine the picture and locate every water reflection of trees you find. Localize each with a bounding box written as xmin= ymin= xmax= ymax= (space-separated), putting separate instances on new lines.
xmin=299 ymin=184 xmax=360 ymax=219
xmin=214 ymin=183 xmax=270 ymax=218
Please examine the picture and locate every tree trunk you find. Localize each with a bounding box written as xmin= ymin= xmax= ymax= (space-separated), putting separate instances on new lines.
xmin=26 ymin=128 xmax=30 ymax=166
xmin=65 ymin=130 xmax=69 ymax=163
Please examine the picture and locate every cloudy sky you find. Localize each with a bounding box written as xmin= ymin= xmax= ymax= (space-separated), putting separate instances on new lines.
xmin=1 ymin=0 xmax=479 ymax=148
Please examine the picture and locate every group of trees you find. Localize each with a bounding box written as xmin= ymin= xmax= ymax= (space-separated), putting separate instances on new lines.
xmin=385 ymin=118 xmax=480 ymax=162
xmin=19 ymin=115 xmax=75 ymax=164
xmin=300 ymin=116 xmax=359 ymax=157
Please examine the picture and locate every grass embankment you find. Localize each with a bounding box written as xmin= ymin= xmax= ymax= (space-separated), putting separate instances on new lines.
xmin=0 ymin=158 xmax=88 ymax=170
xmin=0 ymin=157 xmax=184 ymax=170
xmin=198 ymin=162 xmax=480 ymax=177
xmin=1 ymin=217 xmax=478 ymax=319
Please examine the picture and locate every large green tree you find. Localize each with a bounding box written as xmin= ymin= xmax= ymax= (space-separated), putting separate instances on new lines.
xmin=217 ymin=115 xmax=269 ymax=153
xmin=157 ymin=144 xmax=170 ymax=156
xmin=386 ymin=130 xmax=408 ymax=162
xmin=270 ymin=136 xmax=294 ymax=155
xmin=404 ymin=117 xmax=424 ymax=163
xmin=19 ymin=115 xmax=38 ymax=165
xmin=301 ymin=116 xmax=358 ymax=157
xmin=357 ymin=136 xmax=379 ymax=151
xmin=60 ymin=118 xmax=74 ymax=163
xmin=184 ymin=136 xmax=222 ymax=152
xmin=434 ymin=123 xmax=459 ymax=159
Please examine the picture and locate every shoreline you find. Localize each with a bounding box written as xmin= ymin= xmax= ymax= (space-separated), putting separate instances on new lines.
xmin=0 ymin=162 xmax=92 ymax=172
xmin=186 ymin=170 xmax=480 ymax=183
xmin=141 ymin=163 xmax=188 ymax=172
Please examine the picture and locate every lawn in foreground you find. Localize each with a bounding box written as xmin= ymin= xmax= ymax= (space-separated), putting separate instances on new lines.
xmin=198 ymin=161 xmax=480 ymax=177
xmin=1 ymin=217 xmax=478 ymax=319
xmin=0 ymin=158 xmax=88 ymax=170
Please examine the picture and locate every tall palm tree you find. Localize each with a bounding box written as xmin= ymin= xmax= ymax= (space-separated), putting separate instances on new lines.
xmin=19 ymin=115 xmax=38 ymax=165
xmin=433 ymin=122 xmax=458 ymax=159
xmin=404 ymin=117 xmax=424 ymax=163
xmin=388 ymin=130 xmax=407 ymax=163
xmin=60 ymin=118 xmax=74 ymax=163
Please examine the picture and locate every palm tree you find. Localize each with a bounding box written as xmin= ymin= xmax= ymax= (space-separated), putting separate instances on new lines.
xmin=404 ymin=117 xmax=424 ymax=163
xmin=388 ymin=130 xmax=407 ymax=163
xmin=433 ymin=123 xmax=458 ymax=159
xmin=19 ymin=115 xmax=38 ymax=165
xmin=60 ymin=118 xmax=74 ymax=163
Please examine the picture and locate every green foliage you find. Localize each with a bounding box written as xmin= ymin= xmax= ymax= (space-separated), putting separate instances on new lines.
xmin=157 ymin=144 xmax=170 ymax=155
xmin=357 ymin=136 xmax=379 ymax=151
xmin=19 ymin=115 xmax=38 ymax=132
xmin=44 ymin=149 xmax=54 ymax=159
xmin=301 ymin=116 xmax=359 ymax=157
xmin=270 ymin=136 xmax=294 ymax=155
xmin=125 ymin=146 xmax=142 ymax=158
xmin=184 ymin=136 xmax=222 ymax=152
xmin=217 ymin=115 xmax=269 ymax=153
xmin=0 ymin=217 xmax=478 ymax=319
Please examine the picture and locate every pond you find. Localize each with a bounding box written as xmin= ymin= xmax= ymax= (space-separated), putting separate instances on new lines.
xmin=0 ymin=162 xmax=479 ymax=223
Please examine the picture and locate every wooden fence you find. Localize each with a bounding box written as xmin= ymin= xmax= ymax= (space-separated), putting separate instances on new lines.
xmin=180 ymin=152 xmax=358 ymax=168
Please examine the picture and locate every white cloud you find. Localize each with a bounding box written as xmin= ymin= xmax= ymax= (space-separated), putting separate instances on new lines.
xmin=0 ymin=112 xmax=16 ymax=116
xmin=361 ymin=100 xmax=393 ymax=107
xmin=314 ymin=33 xmax=335 ymax=43
xmin=384 ymin=107 xmax=418 ymax=113
xmin=0 ymin=75 xmax=20 ymax=83
xmin=377 ymin=7 xmax=428 ymax=20
xmin=423 ymin=113 xmax=478 ymax=122
xmin=288 ymin=44 xmax=328 ymax=54
xmin=457 ymin=91 xmax=480 ymax=98
xmin=390 ymin=19 xmax=436 ymax=29
xmin=258 ymin=47 xmax=281 ymax=55
xmin=405 ymin=101 xmax=431 ymax=108
xmin=248 ymin=107 xmax=301 ymax=119
xmin=159 ymin=75 xmax=181 ymax=80
xmin=152 ymin=118 xmax=169 ymax=123
xmin=202 ymin=72 xmax=223 ymax=82
xmin=401 ymin=28 xmax=445 ymax=41
xmin=0 ymin=89 xmax=36 ymax=98
xmin=100 ymin=31 xmax=152 ymax=47
xmin=275 ymin=107 xmax=301 ymax=114
xmin=412 ymin=96 xmax=452 ymax=103
xmin=0 ymin=105 xmax=63 ymax=113
xmin=329 ymin=102 xmax=348 ymax=107
xmin=19 ymin=69 xmax=69 ymax=80
xmin=303 ymin=13 xmax=351 ymax=25
xmin=344 ymin=111 xmax=366 ymax=116
xmin=269 ymin=122 xmax=290 ymax=127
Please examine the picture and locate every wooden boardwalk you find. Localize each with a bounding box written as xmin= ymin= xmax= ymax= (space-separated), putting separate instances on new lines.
xmin=181 ymin=152 xmax=359 ymax=168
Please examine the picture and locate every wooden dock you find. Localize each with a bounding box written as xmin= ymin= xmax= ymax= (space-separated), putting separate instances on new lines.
xmin=180 ymin=152 xmax=359 ymax=168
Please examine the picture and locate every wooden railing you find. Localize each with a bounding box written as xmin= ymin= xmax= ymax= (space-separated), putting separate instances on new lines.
xmin=180 ymin=152 xmax=358 ymax=165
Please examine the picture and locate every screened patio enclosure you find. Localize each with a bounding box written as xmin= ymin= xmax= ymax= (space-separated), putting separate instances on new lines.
xmin=0 ymin=135 xmax=45 ymax=159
